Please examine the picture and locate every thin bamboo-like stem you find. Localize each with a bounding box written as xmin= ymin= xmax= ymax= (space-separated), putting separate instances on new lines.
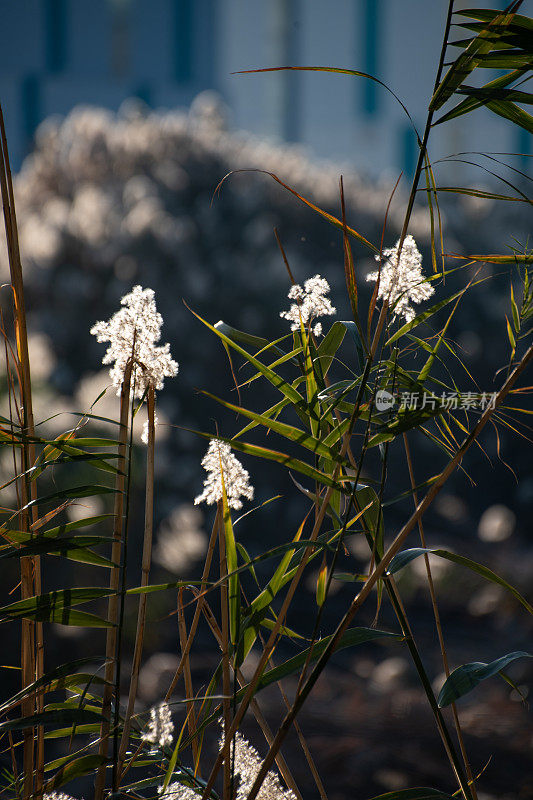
xmin=0 ymin=103 xmax=42 ymax=799
xmin=245 ymin=693 xmax=302 ymax=800
xmin=116 ymin=384 xmax=156 ymax=779
xmin=252 ymin=623 xmax=325 ymax=800
xmin=242 ymin=341 xmax=533 ymax=800
xmin=178 ymin=588 xmax=200 ymax=768
xmin=218 ymin=501 xmax=232 ymax=800
xmin=112 ymin=378 xmax=137 ymax=781
xmin=195 ymin=597 xmax=303 ymax=800
xmin=397 ymin=0 xmax=455 ymax=252
xmin=403 ymin=432 xmax=478 ymax=799
xmin=94 ymin=361 xmax=132 ymax=800
xmin=7 ymin=731 xmax=21 ymax=800
xmin=384 ymin=576 xmax=470 ymax=796
xmin=369 ymin=0 xmax=455 ymax=357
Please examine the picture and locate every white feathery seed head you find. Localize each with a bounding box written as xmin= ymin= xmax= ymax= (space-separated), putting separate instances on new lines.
xmin=366 ymin=235 xmax=434 ymax=323
xmin=219 ymin=726 xmax=297 ymax=800
xmin=141 ymin=414 xmax=158 ymax=445
xmin=280 ymin=274 xmax=336 ymax=336
xmin=44 ymin=794 xmax=82 ymax=800
xmin=194 ymin=439 xmax=254 ymax=511
xmin=142 ymin=702 xmax=174 ymax=748
xmin=158 ymin=783 xmax=202 ymax=800
xmin=90 ymin=285 xmax=178 ymax=398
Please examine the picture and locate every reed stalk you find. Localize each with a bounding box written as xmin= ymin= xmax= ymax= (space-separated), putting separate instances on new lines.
xmin=195 ymin=593 xmax=303 ymax=800
xmin=94 ymin=360 xmax=132 ymax=800
xmin=0 ymin=103 xmax=43 ymax=799
xmin=218 ymin=500 xmax=232 ymax=800
xmin=403 ymin=432 xmax=478 ymax=799
xmin=116 ymin=383 xmax=156 ymax=780
xmin=165 ymin=507 xmax=221 ymax=701
xmin=178 ymin=587 xmax=200 ymax=768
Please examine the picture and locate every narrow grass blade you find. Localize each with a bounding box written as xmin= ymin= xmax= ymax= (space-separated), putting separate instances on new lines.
xmin=387 ymin=547 xmax=533 ymax=615
xmin=200 ymin=390 xmax=341 ymax=462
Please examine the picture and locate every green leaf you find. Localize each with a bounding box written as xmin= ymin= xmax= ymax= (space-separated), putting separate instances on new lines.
xmin=474 ymin=51 xmax=533 ymax=68
xmin=248 ymin=627 xmax=399 ymax=695
xmin=456 ymin=8 xmax=533 ymax=31
xmin=340 ymin=320 xmax=366 ymax=373
xmin=212 ymin=320 xmax=285 ymax=356
xmin=457 ymin=86 xmax=533 ymax=105
xmin=316 ymin=562 xmax=328 ymax=607
xmin=387 ymin=548 xmax=533 ymax=615
xmin=7 ymin=606 xmax=112 ymax=627
xmin=237 ymin=65 xmax=416 ymax=140
xmin=1 ymin=532 xmax=113 ymax=568
xmin=159 ymin=720 xmax=189 ymax=795
xmin=386 ymin=280 xmax=488 ymax=345
xmin=221 ymin=477 xmax=240 ymax=648
xmin=35 ymin=515 xmax=113 ymax=538
xmin=21 ymin=484 xmax=116 ymax=514
xmin=44 ymin=754 xmax=108 ymax=792
xmin=422 ymin=185 xmax=529 ymax=203
xmin=451 ymin=31 xmax=531 ymax=52
xmin=460 ymin=253 xmax=533 ymax=264
xmin=485 ymin=98 xmax=533 ymax=133
xmin=31 ymin=452 xmax=120 ymax=481
xmin=430 ymin=7 xmax=515 ymax=111
xmin=200 ymin=390 xmax=343 ymax=463
xmin=0 ymin=588 xmax=114 ymax=625
xmin=511 ymin=283 xmax=521 ymax=332
xmin=302 ymin=330 xmax=321 ymax=438
xmin=332 ymin=571 xmax=367 ymax=583
xmin=355 ymin=485 xmax=384 ymax=558
xmin=54 ymin=437 xmax=121 ymax=448
xmin=506 ymin=315 xmax=517 ymax=349
xmin=241 ymin=520 xmax=307 ymax=660
xmin=234 ymin=395 xmax=294 ymax=440
xmin=0 ymin=657 xmax=105 ymax=714
xmin=322 ymin=417 xmax=351 ymax=450
xmin=185 ymin=428 xmax=351 ymax=491
xmin=238 ymin=346 xmax=304 ymax=390
xmin=0 ymin=708 xmax=104 ymax=732
xmin=368 ymin=405 xmax=445 ymax=448
xmin=44 ymin=723 xmax=101 ymax=740
xmin=438 ymin=651 xmax=532 ymax=707
xmin=190 ymin=309 xmax=308 ymax=410
xmin=315 ymin=321 xmax=347 ymax=378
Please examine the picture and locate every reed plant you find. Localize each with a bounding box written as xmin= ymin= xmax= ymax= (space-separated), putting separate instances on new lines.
xmin=1 ymin=3 xmax=532 ymax=799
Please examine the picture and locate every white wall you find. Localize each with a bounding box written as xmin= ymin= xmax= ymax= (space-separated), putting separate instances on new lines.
xmin=0 ymin=0 xmax=530 ymax=179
